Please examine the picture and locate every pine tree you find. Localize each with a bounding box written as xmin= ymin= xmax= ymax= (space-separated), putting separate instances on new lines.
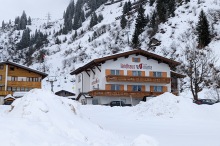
xmin=120 ymin=14 xmax=127 ymax=29
xmin=27 ymin=16 xmax=32 ymax=25
xmin=20 ymin=11 xmax=27 ymax=30
xmin=2 ymin=21 xmax=5 ymax=29
xmin=185 ymin=0 xmax=190 ymax=3
xmin=134 ymin=5 xmax=147 ymax=35
xmin=17 ymin=28 xmax=30 ymax=49
xmin=132 ymin=30 xmax=140 ymax=48
xmin=156 ymin=0 xmax=167 ymax=23
xmin=90 ymin=12 xmax=98 ymax=28
xmin=196 ymin=10 xmax=211 ymax=48
xmin=98 ymin=14 xmax=104 ymax=23
xmin=123 ymin=2 xmax=128 ymax=14
xmin=168 ymin=0 xmax=176 ymax=17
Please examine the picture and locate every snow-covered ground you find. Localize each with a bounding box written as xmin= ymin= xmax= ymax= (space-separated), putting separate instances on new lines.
xmin=0 ymin=90 xmax=219 ymax=146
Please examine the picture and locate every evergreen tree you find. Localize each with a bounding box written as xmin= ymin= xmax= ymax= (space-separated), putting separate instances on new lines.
xmin=168 ymin=0 xmax=176 ymax=17
xmin=27 ymin=16 xmax=32 ymax=25
xmin=149 ymin=11 xmax=157 ymax=28
xmin=134 ymin=5 xmax=147 ymax=35
xmin=98 ymin=14 xmax=104 ymax=23
xmin=17 ymin=28 xmax=30 ymax=49
xmin=2 ymin=21 xmax=5 ymax=29
xmin=19 ymin=11 xmax=27 ymax=30
xmin=196 ymin=10 xmax=211 ymax=48
xmin=185 ymin=0 xmax=190 ymax=3
xmin=132 ymin=30 xmax=140 ymax=48
xmin=120 ymin=14 xmax=127 ymax=29
xmin=90 ymin=12 xmax=98 ymax=28
xmin=123 ymin=2 xmax=128 ymax=14
xmin=156 ymin=0 xmax=167 ymax=23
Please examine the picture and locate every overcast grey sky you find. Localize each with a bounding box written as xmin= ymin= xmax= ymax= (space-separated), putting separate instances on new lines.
xmin=0 ymin=0 xmax=70 ymax=23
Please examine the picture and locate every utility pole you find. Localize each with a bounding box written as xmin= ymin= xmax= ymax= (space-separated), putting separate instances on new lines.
xmin=46 ymin=76 xmax=57 ymax=92
xmin=46 ymin=13 xmax=51 ymax=25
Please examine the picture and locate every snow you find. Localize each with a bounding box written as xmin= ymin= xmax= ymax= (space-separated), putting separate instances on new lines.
xmin=0 ymin=90 xmax=219 ymax=146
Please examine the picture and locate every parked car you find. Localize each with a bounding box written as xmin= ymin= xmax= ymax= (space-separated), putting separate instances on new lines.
xmin=104 ymin=101 xmax=132 ymax=107
xmin=194 ymin=99 xmax=217 ymax=105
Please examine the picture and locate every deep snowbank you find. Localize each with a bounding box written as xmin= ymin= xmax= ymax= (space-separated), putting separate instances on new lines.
xmin=0 ymin=89 xmax=124 ymax=146
xmin=132 ymin=92 xmax=192 ymax=118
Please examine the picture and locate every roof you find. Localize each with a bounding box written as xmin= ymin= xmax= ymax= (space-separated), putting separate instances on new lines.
xmin=55 ymin=90 xmax=75 ymax=96
xmin=4 ymin=94 xmax=15 ymax=100
xmin=70 ymin=49 xmax=181 ymax=75
xmin=0 ymin=61 xmax=48 ymax=79
xmin=171 ymin=71 xmax=186 ymax=78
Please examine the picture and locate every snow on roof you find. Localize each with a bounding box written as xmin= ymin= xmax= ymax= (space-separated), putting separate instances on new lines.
xmin=0 ymin=61 xmax=48 ymax=78
xmin=13 ymin=92 xmax=28 ymax=97
xmin=4 ymin=94 xmax=15 ymax=100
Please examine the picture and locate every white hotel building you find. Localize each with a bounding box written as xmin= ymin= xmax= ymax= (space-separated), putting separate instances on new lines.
xmin=70 ymin=50 xmax=184 ymax=105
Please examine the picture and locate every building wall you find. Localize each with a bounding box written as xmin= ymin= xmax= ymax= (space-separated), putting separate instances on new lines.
xmin=0 ymin=64 xmax=6 ymax=90
xmin=99 ymin=55 xmax=170 ymax=91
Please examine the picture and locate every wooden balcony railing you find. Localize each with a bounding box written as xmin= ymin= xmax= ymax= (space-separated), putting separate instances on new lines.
xmin=0 ymin=91 xmax=13 ymax=96
xmin=88 ymin=90 xmax=164 ymax=98
xmin=106 ymin=75 xmax=171 ymax=83
xmin=7 ymin=81 xmax=41 ymax=88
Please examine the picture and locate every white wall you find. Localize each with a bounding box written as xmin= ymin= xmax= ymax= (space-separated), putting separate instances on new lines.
xmin=75 ymin=54 xmax=172 ymax=105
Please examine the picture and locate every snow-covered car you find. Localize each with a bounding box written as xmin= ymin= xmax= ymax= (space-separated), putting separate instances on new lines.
xmin=194 ymin=99 xmax=217 ymax=105
xmin=104 ymin=101 xmax=132 ymax=107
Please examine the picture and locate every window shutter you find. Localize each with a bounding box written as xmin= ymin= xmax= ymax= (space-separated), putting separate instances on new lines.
xmin=142 ymin=85 xmax=146 ymax=91
xmin=105 ymin=69 xmax=111 ymax=75
xmin=163 ymin=86 xmax=168 ymax=92
xmin=141 ymin=71 xmax=145 ymax=76
xmin=150 ymin=86 xmax=154 ymax=92
xmin=120 ymin=70 xmax=124 ymax=75
xmin=105 ymin=84 xmax=111 ymax=90
xmin=149 ymin=71 xmax=153 ymax=77
xmin=120 ymin=85 xmax=124 ymax=91
xmin=162 ymin=72 xmax=167 ymax=77
xmin=127 ymin=85 xmax=132 ymax=91
xmin=127 ymin=70 xmax=132 ymax=76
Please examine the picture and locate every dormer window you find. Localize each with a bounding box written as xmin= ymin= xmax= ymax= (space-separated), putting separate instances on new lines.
xmin=132 ymin=57 xmax=140 ymax=62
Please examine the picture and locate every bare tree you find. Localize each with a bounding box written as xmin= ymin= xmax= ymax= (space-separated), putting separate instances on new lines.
xmin=180 ymin=43 xmax=217 ymax=101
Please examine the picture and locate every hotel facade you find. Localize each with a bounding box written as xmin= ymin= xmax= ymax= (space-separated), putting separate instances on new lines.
xmin=71 ymin=50 xmax=184 ymax=105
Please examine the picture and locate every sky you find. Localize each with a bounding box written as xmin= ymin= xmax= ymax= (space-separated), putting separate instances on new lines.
xmin=0 ymin=0 xmax=70 ymax=23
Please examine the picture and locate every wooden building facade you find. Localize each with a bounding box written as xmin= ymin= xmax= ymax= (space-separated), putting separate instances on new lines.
xmin=0 ymin=61 xmax=47 ymax=103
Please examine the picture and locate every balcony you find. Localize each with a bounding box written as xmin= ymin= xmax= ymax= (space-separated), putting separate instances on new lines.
xmin=0 ymin=91 xmax=13 ymax=96
xmin=7 ymin=81 xmax=41 ymax=88
xmin=88 ymin=90 xmax=164 ymax=98
xmin=106 ymin=75 xmax=171 ymax=84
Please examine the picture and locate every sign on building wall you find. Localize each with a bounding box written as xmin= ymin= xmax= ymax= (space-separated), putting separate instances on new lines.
xmin=121 ymin=63 xmax=152 ymax=70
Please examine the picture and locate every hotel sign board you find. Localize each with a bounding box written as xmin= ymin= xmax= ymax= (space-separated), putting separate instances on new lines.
xmin=121 ymin=63 xmax=152 ymax=70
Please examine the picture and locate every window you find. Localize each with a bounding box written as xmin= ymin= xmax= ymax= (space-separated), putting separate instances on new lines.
xmin=0 ymin=65 xmax=3 ymax=70
xmin=111 ymin=84 xmax=120 ymax=91
xmin=132 ymin=71 xmax=142 ymax=76
xmin=153 ymin=72 xmax=162 ymax=77
xmin=25 ymin=88 xmax=29 ymax=91
xmin=0 ymin=75 xmax=2 ymax=81
xmin=21 ymin=87 xmax=25 ymax=91
xmin=11 ymin=76 xmax=17 ymax=81
xmin=10 ymin=66 xmax=14 ymax=71
xmin=0 ymin=86 xmax=2 ymax=91
xmin=154 ymin=86 xmax=163 ymax=92
xmin=132 ymin=57 xmax=140 ymax=62
xmin=12 ymin=87 xmax=17 ymax=91
xmin=17 ymin=87 xmax=21 ymax=91
xmin=7 ymin=87 xmax=12 ymax=91
xmin=132 ymin=85 xmax=142 ymax=91
xmin=110 ymin=70 xmax=120 ymax=75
